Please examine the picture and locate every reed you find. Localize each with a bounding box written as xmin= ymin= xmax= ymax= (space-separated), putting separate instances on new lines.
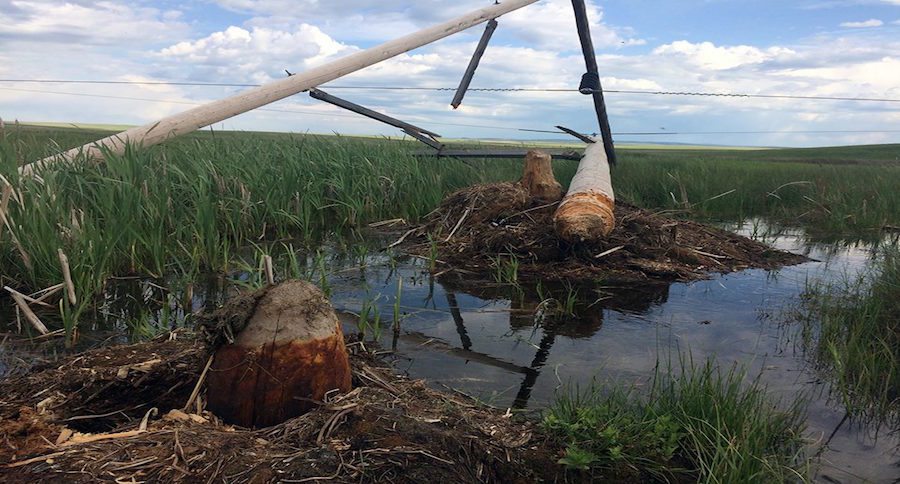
xmin=544 ymin=356 xmax=809 ymax=482
xmin=794 ymin=247 xmax=900 ymax=424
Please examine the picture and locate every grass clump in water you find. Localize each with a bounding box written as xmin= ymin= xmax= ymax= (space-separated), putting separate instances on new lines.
xmin=543 ymin=358 xmax=808 ymax=483
xmin=797 ymin=248 xmax=900 ymax=423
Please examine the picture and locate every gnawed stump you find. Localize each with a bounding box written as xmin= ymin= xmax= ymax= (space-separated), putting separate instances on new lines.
xmin=205 ymin=280 xmax=351 ymax=428
xmin=519 ymin=150 xmax=562 ymax=201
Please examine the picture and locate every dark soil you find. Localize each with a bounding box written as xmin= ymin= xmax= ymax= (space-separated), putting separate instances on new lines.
xmin=0 ymin=332 xmax=559 ymax=483
xmin=401 ymin=182 xmax=809 ymax=283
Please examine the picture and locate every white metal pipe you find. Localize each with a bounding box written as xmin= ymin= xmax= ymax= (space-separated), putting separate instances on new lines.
xmin=20 ymin=0 xmax=540 ymax=178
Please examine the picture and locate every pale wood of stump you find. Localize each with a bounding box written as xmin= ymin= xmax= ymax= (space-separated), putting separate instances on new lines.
xmin=520 ymin=150 xmax=562 ymax=201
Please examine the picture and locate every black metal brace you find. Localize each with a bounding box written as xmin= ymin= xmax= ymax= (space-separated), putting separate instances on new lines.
xmin=414 ymin=148 xmax=583 ymax=161
xmin=308 ymin=88 xmax=444 ymax=149
xmin=555 ymin=125 xmax=595 ymax=144
xmin=451 ymin=19 xmax=499 ymax=109
xmin=571 ymin=0 xmax=618 ymax=165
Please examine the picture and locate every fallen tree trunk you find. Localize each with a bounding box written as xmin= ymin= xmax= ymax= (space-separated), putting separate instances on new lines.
xmin=554 ymin=141 xmax=615 ymax=242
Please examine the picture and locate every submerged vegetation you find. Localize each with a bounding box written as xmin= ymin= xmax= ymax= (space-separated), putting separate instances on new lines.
xmin=544 ymin=358 xmax=808 ymax=483
xmin=795 ymin=247 xmax=900 ymax=423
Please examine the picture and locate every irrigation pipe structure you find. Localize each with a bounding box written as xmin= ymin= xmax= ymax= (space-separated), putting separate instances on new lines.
xmin=18 ymin=0 xmax=539 ymax=178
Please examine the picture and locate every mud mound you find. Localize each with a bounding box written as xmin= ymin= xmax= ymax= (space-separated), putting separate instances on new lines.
xmin=0 ymin=334 xmax=553 ymax=483
xmin=404 ymin=182 xmax=808 ymax=283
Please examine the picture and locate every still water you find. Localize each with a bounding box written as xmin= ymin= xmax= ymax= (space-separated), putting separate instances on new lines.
xmin=1 ymin=222 xmax=898 ymax=482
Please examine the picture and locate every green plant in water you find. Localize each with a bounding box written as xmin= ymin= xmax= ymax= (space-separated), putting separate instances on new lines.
xmin=543 ymin=355 xmax=808 ymax=483
xmin=313 ymin=250 xmax=332 ymax=297
xmin=392 ymin=278 xmax=404 ymax=336
xmin=795 ymin=247 xmax=900 ymax=424
xmin=358 ymin=295 xmax=383 ymax=342
xmin=492 ymin=255 xmax=520 ymax=285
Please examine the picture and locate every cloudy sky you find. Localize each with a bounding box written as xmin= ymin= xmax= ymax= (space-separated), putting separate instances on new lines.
xmin=1 ymin=0 xmax=898 ymax=147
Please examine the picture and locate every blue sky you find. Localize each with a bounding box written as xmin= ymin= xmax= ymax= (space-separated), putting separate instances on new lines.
xmin=0 ymin=0 xmax=898 ymax=147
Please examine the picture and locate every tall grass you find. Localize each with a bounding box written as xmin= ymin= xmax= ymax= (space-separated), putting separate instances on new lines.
xmin=544 ymin=357 xmax=808 ymax=483
xmin=2 ymin=127 xmax=899 ymax=334
xmin=795 ymin=247 xmax=900 ymax=423
xmin=613 ymin=154 xmax=900 ymax=235
xmin=0 ymin=130 xmax=524 ymax=334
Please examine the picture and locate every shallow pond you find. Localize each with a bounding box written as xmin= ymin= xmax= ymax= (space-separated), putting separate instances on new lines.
xmin=1 ymin=221 xmax=898 ymax=483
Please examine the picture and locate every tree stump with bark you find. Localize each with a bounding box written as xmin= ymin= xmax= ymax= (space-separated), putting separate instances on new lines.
xmin=519 ymin=150 xmax=563 ymax=201
xmin=206 ymin=280 xmax=352 ymax=428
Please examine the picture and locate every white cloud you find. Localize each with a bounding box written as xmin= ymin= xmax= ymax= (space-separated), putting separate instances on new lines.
xmin=158 ymin=24 xmax=356 ymax=83
xmin=0 ymin=1 xmax=190 ymax=45
xmin=652 ymin=41 xmax=796 ymax=70
xmin=501 ymin=0 xmax=644 ymax=51
xmin=840 ymin=19 xmax=884 ymax=28
xmin=0 ymin=1 xmax=898 ymax=147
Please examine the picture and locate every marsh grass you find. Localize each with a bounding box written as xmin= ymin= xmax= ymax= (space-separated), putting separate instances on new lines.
xmin=794 ymin=248 xmax=900 ymax=424
xmin=544 ymin=356 xmax=809 ymax=483
xmin=613 ymin=153 xmax=900 ymax=236
xmin=0 ymin=131 xmax=524 ymax=334
xmin=2 ymin=127 xmax=899 ymax=335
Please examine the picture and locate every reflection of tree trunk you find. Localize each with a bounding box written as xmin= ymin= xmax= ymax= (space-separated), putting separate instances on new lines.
xmin=446 ymin=292 xmax=472 ymax=350
xmin=512 ymin=328 xmax=557 ymax=409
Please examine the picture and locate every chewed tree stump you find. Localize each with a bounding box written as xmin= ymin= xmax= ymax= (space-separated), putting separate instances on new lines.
xmin=206 ymin=280 xmax=352 ymax=428
xmin=520 ymin=150 xmax=563 ymax=201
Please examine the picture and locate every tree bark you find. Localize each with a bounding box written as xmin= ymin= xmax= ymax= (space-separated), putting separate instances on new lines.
xmin=554 ymin=141 xmax=615 ymax=242
xmin=206 ymin=281 xmax=352 ymax=428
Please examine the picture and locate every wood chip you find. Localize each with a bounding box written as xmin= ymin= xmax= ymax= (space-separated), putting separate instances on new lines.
xmin=594 ymin=245 xmax=625 ymax=259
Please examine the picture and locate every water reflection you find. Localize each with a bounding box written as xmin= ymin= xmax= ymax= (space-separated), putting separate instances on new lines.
xmin=435 ymin=278 xmax=673 ymax=408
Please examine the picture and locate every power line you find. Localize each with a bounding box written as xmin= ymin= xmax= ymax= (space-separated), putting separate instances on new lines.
xmin=1 ymin=78 xmax=899 ymax=103
xmin=2 ymin=86 xmax=898 ymax=137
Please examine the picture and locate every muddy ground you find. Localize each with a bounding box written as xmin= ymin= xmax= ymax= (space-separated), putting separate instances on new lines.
xmin=0 ymin=331 xmax=566 ymax=483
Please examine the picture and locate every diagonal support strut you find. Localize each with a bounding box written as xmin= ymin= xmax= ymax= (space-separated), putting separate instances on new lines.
xmin=309 ymin=88 xmax=443 ymax=149
xmin=451 ymin=19 xmax=499 ymax=109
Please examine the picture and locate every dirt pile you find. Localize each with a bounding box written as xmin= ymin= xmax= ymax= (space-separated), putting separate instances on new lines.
xmin=402 ymin=182 xmax=808 ymax=283
xmin=0 ymin=332 xmax=554 ymax=483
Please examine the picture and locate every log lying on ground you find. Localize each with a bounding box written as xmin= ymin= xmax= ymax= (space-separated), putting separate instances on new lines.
xmin=519 ymin=150 xmax=562 ymax=201
xmin=205 ymin=280 xmax=352 ymax=428
xmin=554 ymin=140 xmax=615 ymax=242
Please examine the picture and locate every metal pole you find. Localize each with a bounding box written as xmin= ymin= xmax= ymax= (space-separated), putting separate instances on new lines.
xmin=451 ymin=19 xmax=499 ymax=109
xmin=571 ymin=0 xmax=617 ymax=165
xmin=309 ymin=88 xmax=441 ymax=138
xmin=21 ymin=0 xmax=540 ymax=177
